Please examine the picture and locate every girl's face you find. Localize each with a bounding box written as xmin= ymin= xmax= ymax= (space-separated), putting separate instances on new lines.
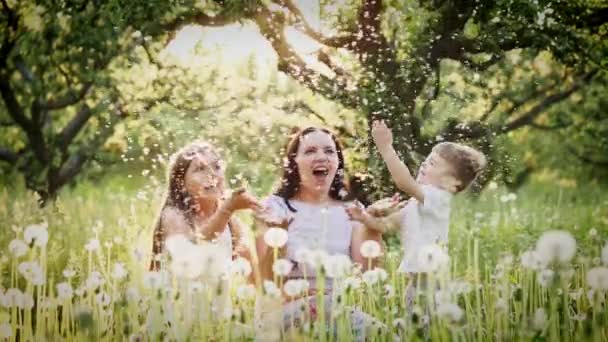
xmin=294 ymin=130 xmax=340 ymax=196
xmin=184 ymin=149 xmax=225 ymax=200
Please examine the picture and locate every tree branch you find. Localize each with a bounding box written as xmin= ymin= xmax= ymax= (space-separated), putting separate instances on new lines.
xmin=57 ymin=104 xmax=93 ymax=151
xmin=275 ymin=0 xmax=355 ymax=48
xmin=499 ymin=71 xmax=597 ymax=133
xmin=253 ymin=5 xmax=359 ymax=108
xmin=42 ymin=83 xmax=92 ymax=111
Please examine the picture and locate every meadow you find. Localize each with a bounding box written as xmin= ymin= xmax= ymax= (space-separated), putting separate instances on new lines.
xmin=1 ymin=175 xmax=607 ymax=341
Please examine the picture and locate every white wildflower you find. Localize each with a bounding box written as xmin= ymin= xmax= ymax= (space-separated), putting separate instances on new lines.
xmin=362 ymin=268 xmax=387 ymax=286
xmin=230 ymin=257 xmax=252 ymax=277
xmin=84 ymin=238 xmax=101 ymax=252
xmin=85 ymin=271 xmax=104 ymax=290
xmin=263 ymin=228 xmax=288 ymax=248
xmin=342 ymin=276 xmax=362 ymax=291
xmin=0 ymin=323 xmax=12 ymax=339
xmin=8 ymin=239 xmax=28 ymax=257
xmin=537 ymin=269 xmax=555 ymax=287
xmin=283 ymin=279 xmax=308 ymax=298
xmin=601 ymin=243 xmax=608 ymax=266
xmin=535 ymin=230 xmax=577 ymax=265
xmin=95 ymin=292 xmax=111 ymax=306
xmin=360 ymin=240 xmax=381 ymax=258
xmin=272 ymin=259 xmax=293 ymax=277
xmin=56 ymin=282 xmax=73 ymax=300
xmin=588 ymin=228 xmax=598 ymax=238
xmin=495 ymin=298 xmax=508 ymax=312
xmin=263 ymin=280 xmax=281 ymax=298
xmin=18 ymin=261 xmax=45 ymax=285
xmin=236 ymin=284 xmax=256 ymax=301
xmin=520 ymin=250 xmax=543 ymax=270
xmin=143 ymin=271 xmax=168 ymax=289
xmin=126 ymin=287 xmax=140 ymax=303
xmin=111 ymin=262 xmax=128 ymax=280
xmin=63 ymin=268 xmax=76 ymax=278
xmin=384 ymin=284 xmax=395 ymax=298
xmin=323 ymin=253 xmax=352 ymax=278
xmin=23 ymin=222 xmax=48 ymax=247
xmin=436 ymin=302 xmax=464 ymax=322
xmin=393 ymin=318 xmax=406 ymax=330
xmin=586 ymin=267 xmax=608 ymax=291
xmin=532 ymin=308 xmax=547 ymax=330
xmin=417 ymin=244 xmax=449 ymax=273
xmin=293 ymin=247 xmax=313 ymax=264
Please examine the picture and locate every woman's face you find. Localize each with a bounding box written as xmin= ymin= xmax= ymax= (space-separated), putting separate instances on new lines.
xmin=184 ymin=149 xmax=225 ymax=200
xmin=294 ymin=130 xmax=340 ymax=195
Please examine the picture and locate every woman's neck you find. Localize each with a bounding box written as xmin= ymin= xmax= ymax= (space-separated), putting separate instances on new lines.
xmin=293 ymin=189 xmax=331 ymax=204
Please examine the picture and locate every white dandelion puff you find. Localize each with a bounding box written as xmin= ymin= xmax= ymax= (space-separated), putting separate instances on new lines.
xmin=283 ymin=279 xmax=308 ymax=298
xmin=417 ymin=244 xmax=450 ymax=273
xmin=8 ymin=239 xmax=28 ymax=258
xmin=535 ymin=230 xmax=577 ymax=265
xmin=56 ymin=282 xmax=73 ymax=300
xmin=230 ymin=257 xmax=252 ymax=277
xmin=263 ymin=228 xmax=288 ymax=248
xmin=436 ymin=302 xmax=464 ymax=322
xmin=263 ymin=280 xmax=281 ymax=298
xmin=360 ymin=240 xmax=382 ymax=259
xmin=532 ymin=308 xmax=547 ymax=330
xmin=537 ymin=269 xmax=555 ymax=288
xmin=111 ymin=263 xmax=128 ymax=280
xmin=0 ymin=323 xmax=12 ymax=339
xmin=272 ymin=259 xmax=293 ymax=277
xmin=84 ymin=238 xmax=101 ymax=252
xmin=23 ymin=222 xmax=48 ymax=247
xmin=236 ymin=284 xmax=256 ymax=301
xmin=601 ymin=243 xmax=608 ymax=266
xmin=18 ymin=261 xmax=45 ymax=285
xmin=520 ymin=250 xmax=543 ymax=270
xmin=586 ymin=267 xmax=608 ymax=291
xmin=323 ymin=253 xmax=352 ymax=278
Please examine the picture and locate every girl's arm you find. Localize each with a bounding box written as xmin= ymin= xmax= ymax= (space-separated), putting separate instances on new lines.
xmin=197 ymin=189 xmax=261 ymax=240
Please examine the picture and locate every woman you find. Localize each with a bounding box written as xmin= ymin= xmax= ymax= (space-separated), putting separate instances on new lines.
xmin=149 ymin=140 xmax=260 ymax=271
xmin=254 ymin=127 xmax=384 ymax=339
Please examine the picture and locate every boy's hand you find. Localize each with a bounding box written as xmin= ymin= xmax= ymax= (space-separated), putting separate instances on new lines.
xmin=371 ymin=120 xmax=393 ymax=149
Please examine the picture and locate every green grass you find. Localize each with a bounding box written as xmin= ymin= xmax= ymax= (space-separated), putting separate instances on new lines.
xmin=0 ymin=176 xmax=607 ymax=341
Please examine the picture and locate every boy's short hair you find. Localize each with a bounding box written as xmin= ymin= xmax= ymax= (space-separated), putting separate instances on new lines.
xmin=432 ymin=142 xmax=487 ymax=192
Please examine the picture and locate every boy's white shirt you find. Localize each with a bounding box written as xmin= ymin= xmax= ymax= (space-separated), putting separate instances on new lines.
xmin=397 ymin=184 xmax=453 ymax=273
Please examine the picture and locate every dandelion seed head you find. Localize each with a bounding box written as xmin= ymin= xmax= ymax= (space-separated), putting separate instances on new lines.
xmin=360 ymin=240 xmax=381 ymax=258
xmin=263 ymin=228 xmax=288 ymax=248
xmin=535 ymin=230 xmax=576 ymax=265
xmin=23 ymin=222 xmax=48 ymax=247
xmin=586 ymin=267 xmax=608 ymax=291
xmin=8 ymin=239 xmax=28 ymax=258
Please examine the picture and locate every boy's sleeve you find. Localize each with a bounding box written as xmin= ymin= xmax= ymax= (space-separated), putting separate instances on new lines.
xmin=419 ymin=185 xmax=450 ymax=217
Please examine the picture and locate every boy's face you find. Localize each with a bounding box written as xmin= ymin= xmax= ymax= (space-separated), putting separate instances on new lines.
xmin=416 ymin=152 xmax=461 ymax=192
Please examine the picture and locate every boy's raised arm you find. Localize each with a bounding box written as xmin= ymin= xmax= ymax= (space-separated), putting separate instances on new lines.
xmin=371 ymin=120 xmax=424 ymax=202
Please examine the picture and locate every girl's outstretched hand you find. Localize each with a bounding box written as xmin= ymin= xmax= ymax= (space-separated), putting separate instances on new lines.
xmin=225 ymin=188 xmax=262 ymax=212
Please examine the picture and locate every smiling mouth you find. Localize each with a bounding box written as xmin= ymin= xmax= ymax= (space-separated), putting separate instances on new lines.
xmin=312 ymin=166 xmax=329 ymax=177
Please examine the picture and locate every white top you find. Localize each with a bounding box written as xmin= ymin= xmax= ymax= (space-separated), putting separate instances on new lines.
xmin=264 ymin=195 xmax=353 ymax=278
xmin=398 ymin=184 xmax=453 ymax=273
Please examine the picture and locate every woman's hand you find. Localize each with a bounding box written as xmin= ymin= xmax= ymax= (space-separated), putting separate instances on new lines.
xmin=371 ymin=120 xmax=393 ymax=149
xmin=345 ymin=201 xmax=369 ymax=223
xmin=254 ymin=207 xmax=293 ymax=229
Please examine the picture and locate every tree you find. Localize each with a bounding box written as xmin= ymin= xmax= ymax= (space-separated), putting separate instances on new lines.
xmin=175 ymin=0 xmax=607 ymax=195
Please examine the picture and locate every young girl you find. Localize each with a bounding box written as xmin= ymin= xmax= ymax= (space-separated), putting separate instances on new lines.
xmin=149 ymin=140 xmax=260 ymax=271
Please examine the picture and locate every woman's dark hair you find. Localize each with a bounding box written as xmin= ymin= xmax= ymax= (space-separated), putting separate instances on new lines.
xmin=274 ymin=127 xmax=349 ymax=212
xmin=149 ymin=141 xmax=218 ymax=270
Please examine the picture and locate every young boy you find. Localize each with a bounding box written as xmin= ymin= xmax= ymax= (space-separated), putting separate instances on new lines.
xmin=347 ymin=120 xmax=486 ymax=306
